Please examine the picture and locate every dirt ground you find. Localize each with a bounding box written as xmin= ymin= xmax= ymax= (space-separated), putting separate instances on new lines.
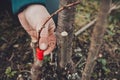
xmin=0 ymin=9 xmax=120 ymax=80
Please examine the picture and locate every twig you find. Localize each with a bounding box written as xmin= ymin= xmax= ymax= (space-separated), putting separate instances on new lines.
xmin=75 ymin=57 xmax=85 ymax=67
xmin=74 ymin=19 xmax=96 ymax=36
xmin=8 ymin=52 xmax=14 ymax=61
xmin=109 ymin=1 xmax=120 ymax=13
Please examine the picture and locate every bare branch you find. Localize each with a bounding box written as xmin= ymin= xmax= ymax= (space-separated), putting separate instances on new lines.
xmin=74 ymin=19 xmax=96 ymax=36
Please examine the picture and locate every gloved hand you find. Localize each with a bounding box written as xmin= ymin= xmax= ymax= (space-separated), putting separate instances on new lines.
xmin=18 ymin=4 xmax=56 ymax=56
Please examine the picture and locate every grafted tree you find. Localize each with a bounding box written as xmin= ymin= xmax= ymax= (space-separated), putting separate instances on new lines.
xmin=82 ymin=0 xmax=111 ymax=80
xmin=57 ymin=0 xmax=75 ymax=67
xmin=30 ymin=0 xmax=80 ymax=80
xmin=56 ymin=0 xmax=78 ymax=79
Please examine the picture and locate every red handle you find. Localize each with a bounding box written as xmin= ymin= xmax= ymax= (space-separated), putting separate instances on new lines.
xmin=36 ymin=48 xmax=44 ymax=60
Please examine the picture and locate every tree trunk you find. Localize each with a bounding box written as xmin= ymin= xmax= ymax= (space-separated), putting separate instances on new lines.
xmin=56 ymin=0 xmax=76 ymax=79
xmin=82 ymin=0 xmax=111 ymax=80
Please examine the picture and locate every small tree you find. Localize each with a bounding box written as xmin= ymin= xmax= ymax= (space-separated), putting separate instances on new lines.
xmin=56 ymin=0 xmax=77 ymax=79
xmin=82 ymin=0 xmax=111 ymax=80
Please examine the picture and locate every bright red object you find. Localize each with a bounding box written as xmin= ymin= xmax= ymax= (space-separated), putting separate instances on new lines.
xmin=36 ymin=48 xmax=44 ymax=60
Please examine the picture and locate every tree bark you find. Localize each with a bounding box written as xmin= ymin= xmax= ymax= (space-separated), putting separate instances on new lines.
xmin=56 ymin=0 xmax=77 ymax=79
xmin=57 ymin=0 xmax=76 ymax=68
xmin=82 ymin=0 xmax=111 ymax=80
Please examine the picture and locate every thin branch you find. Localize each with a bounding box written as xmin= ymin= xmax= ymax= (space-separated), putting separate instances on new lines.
xmin=75 ymin=57 xmax=85 ymax=67
xmin=74 ymin=19 xmax=96 ymax=36
xmin=8 ymin=52 xmax=14 ymax=61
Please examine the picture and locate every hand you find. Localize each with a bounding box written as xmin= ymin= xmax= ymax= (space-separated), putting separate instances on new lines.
xmin=18 ymin=5 xmax=56 ymax=56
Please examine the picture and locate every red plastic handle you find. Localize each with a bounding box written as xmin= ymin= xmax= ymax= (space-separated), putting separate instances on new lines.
xmin=36 ymin=48 xmax=44 ymax=60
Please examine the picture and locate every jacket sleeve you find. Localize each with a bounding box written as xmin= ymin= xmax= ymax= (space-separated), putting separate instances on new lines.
xmin=11 ymin=0 xmax=46 ymax=15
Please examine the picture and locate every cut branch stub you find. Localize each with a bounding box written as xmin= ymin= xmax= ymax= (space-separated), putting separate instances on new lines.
xmin=61 ymin=31 xmax=68 ymax=37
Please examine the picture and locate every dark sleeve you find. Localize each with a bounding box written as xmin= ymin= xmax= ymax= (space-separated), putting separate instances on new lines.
xmin=45 ymin=0 xmax=59 ymax=25
xmin=11 ymin=0 xmax=46 ymax=15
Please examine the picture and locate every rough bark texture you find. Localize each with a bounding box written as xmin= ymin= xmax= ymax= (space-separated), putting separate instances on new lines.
xmin=81 ymin=0 xmax=111 ymax=80
xmin=57 ymin=0 xmax=75 ymax=67
xmin=56 ymin=0 xmax=76 ymax=79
